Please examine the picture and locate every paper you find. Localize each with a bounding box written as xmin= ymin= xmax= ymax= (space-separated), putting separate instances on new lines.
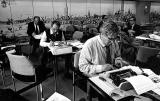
xmin=149 ymin=34 xmax=160 ymax=41
xmin=135 ymin=36 xmax=150 ymax=40
xmin=143 ymin=69 xmax=156 ymax=76
xmin=46 ymin=92 xmax=71 ymax=101
xmin=90 ymin=76 xmax=116 ymax=95
xmin=125 ymin=75 xmax=157 ymax=95
xmin=152 ymin=88 xmax=160 ymax=96
xmin=49 ymin=46 xmax=72 ymax=55
xmin=68 ymin=40 xmax=83 ymax=48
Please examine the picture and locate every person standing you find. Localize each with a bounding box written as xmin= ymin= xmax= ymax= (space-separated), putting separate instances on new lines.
xmin=27 ymin=16 xmax=46 ymax=55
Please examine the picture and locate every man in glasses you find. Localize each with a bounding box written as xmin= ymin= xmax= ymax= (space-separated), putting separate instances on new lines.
xmin=124 ymin=17 xmax=142 ymax=37
xmin=79 ymin=20 xmax=124 ymax=77
xmin=79 ymin=20 xmax=152 ymax=101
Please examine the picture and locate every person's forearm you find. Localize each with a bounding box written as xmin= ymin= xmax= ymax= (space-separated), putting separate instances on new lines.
xmin=79 ymin=63 xmax=110 ymax=76
xmin=34 ymin=34 xmax=42 ymax=39
xmin=40 ymin=41 xmax=50 ymax=47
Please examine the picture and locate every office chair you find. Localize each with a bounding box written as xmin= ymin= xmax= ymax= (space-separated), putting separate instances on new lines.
xmin=6 ymin=50 xmax=52 ymax=101
xmin=135 ymin=46 xmax=160 ymax=74
xmin=72 ymin=31 xmax=84 ymax=41
xmin=72 ymin=51 xmax=88 ymax=101
xmin=0 ymin=60 xmax=5 ymax=87
xmin=0 ymin=46 xmax=15 ymax=88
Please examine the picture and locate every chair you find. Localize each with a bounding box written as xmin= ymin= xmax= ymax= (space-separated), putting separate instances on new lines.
xmin=6 ymin=50 xmax=51 ymax=101
xmin=72 ymin=31 xmax=83 ymax=41
xmin=135 ymin=46 xmax=160 ymax=74
xmin=72 ymin=51 xmax=88 ymax=101
xmin=0 ymin=60 xmax=5 ymax=87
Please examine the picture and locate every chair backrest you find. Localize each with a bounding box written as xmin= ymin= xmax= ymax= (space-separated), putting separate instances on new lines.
xmin=136 ymin=46 xmax=160 ymax=63
xmin=6 ymin=50 xmax=35 ymax=76
xmin=72 ymin=31 xmax=83 ymax=41
xmin=74 ymin=51 xmax=81 ymax=69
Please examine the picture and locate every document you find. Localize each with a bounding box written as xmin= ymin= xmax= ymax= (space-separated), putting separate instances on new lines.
xmin=46 ymin=92 xmax=71 ymax=101
xmin=49 ymin=45 xmax=72 ymax=55
xmin=125 ymin=75 xmax=157 ymax=95
xmin=135 ymin=36 xmax=150 ymax=40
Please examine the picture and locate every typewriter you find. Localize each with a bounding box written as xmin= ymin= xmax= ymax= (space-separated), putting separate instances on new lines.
xmin=108 ymin=69 xmax=137 ymax=87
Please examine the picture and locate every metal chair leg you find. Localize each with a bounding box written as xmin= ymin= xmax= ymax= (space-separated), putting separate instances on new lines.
xmin=36 ymin=85 xmax=39 ymax=101
xmin=12 ymin=77 xmax=16 ymax=92
xmin=39 ymin=84 xmax=44 ymax=101
xmin=73 ymin=72 xmax=75 ymax=101
xmin=1 ymin=70 xmax=5 ymax=87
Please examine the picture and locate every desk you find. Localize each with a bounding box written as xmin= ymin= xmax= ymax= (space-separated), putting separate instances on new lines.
xmin=87 ymin=68 xmax=160 ymax=101
xmin=49 ymin=41 xmax=82 ymax=91
xmin=136 ymin=35 xmax=160 ymax=48
xmin=87 ymin=76 xmax=135 ymax=101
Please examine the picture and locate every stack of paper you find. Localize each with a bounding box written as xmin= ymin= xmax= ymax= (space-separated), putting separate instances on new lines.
xmin=46 ymin=92 xmax=71 ymax=101
xmin=125 ymin=75 xmax=157 ymax=95
xmin=149 ymin=34 xmax=160 ymax=41
xmin=49 ymin=46 xmax=72 ymax=55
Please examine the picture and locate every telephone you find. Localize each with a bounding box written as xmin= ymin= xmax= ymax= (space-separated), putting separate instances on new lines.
xmin=109 ymin=69 xmax=137 ymax=87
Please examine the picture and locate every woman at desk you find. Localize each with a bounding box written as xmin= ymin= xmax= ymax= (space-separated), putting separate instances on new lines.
xmin=40 ymin=21 xmax=72 ymax=76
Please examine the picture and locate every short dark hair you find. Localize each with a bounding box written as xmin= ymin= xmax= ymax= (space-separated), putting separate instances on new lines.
xmin=129 ymin=17 xmax=136 ymax=21
xmin=51 ymin=20 xmax=61 ymax=27
xmin=97 ymin=21 xmax=104 ymax=32
xmin=33 ymin=16 xmax=40 ymax=20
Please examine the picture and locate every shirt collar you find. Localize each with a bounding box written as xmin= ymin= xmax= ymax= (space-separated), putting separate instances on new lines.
xmin=50 ymin=29 xmax=53 ymax=34
xmin=97 ymin=35 xmax=105 ymax=47
xmin=97 ymin=35 xmax=111 ymax=47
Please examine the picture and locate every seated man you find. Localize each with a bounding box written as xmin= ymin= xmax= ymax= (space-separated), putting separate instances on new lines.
xmin=79 ymin=20 xmax=152 ymax=101
xmin=79 ymin=20 xmax=123 ymax=77
xmin=123 ymin=17 xmax=142 ymax=37
xmin=40 ymin=20 xmax=72 ymax=76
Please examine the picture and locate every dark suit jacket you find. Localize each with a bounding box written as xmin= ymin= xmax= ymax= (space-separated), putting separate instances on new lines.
xmin=27 ymin=21 xmax=46 ymax=45
xmin=123 ymin=24 xmax=142 ymax=37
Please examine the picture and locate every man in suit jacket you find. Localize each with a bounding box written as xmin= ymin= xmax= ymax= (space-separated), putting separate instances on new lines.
xmin=124 ymin=17 xmax=142 ymax=37
xmin=27 ymin=16 xmax=46 ymax=54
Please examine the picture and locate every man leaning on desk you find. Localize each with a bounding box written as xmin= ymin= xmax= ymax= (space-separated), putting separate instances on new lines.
xmin=40 ymin=21 xmax=72 ymax=76
xmin=79 ymin=20 xmax=152 ymax=101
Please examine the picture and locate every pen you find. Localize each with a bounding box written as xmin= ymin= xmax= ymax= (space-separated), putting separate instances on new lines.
xmin=99 ymin=76 xmax=106 ymax=82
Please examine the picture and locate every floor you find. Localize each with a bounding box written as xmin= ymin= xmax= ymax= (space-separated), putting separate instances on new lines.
xmin=0 ymin=54 xmax=98 ymax=101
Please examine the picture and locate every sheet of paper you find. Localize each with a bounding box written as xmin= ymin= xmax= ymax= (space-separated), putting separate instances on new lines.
xmin=149 ymin=34 xmax=160 ymax=41
xmin=143 ymin=69 xmax=156 ymax=76
xmin=135 ymin=36 xmax=150 ymax=40
xmin=125 ymin=75 xmax=157 ymax=95
xmin=152 ymin=88 xmax=160 ymax=96
xmin=46 ymin=92 xmax=71 ymax=101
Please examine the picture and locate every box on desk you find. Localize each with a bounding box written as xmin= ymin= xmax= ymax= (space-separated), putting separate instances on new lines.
xmin=49 ymin=45 xmax=72 ymax=55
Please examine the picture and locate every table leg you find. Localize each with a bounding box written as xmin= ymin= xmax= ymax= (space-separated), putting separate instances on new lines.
xmin=87 ymin=82 xmax=92 ymax=101
xmin=54 ymin=56 xmax=57 ymax=92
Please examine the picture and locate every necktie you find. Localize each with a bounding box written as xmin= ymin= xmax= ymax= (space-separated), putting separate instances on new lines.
xmin=35 ymin=25 xmax=39 ymax=34
xmin=106 ymin=45 xmax=112 ymax=64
